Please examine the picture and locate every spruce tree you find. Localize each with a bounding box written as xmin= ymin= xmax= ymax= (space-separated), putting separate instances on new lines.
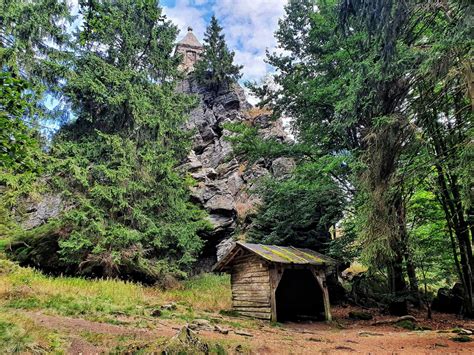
xmin=194 ymin=16 xmax=242 ymax=92
xmin=8 ymin=0 xmax=209 ymax=281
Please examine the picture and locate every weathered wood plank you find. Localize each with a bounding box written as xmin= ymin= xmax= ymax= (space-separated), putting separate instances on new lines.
xmin=233 ymin=254 xmax=257 ymax=263
xmin=232 ymin=263 xmax=268 ymax=272
xmin=232 ymin=299 xmax=270 ymax=307
xmin=231 ymin=277 xmax=269 ymax=284
xmin=231 ymin=291 xmax=270 ymax=297
xmin=232 ymin=274 xmax=269 ymax=282
xmin=233 ymin=306 xmax=272 ymax=312
xmin=232 ymin=292 xmax=269 ymax=298
xmin=232 ymin=284 xmax=270 ymax=291
xmin=269 ymin=267 xmax=284 ymax=322
xmin=232 ymin=274 xmax=270 ymax=281
xmin=231 ymin=270 xmax=269 ymax=277
xmin=231 ymin=268 xmax=270 ymax=277
xmin=232 ymin=271 xmax=269 ymax=277
xmin=237 ymin=311 xmax=272 ymax=319
xmin=232 ymin=295 xmax=270 ymax=302
xmin=233 ymin=280 xmax=270 ymax=287
xmin=232 ymin=289 xmax=270 ymax=296
xmin=231 ymin=289 xmax=270 ymax=294
xmin=232 ymin=284 xmax=270 ymax=289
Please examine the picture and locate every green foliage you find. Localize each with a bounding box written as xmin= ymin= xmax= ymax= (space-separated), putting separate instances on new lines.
xmin=52 ymin=0 xmax=209 ymax=280
xmin=395 ymin=320 xmax=416 ymax=331
xmin=194 ymin=16 xmax=242 ymax=92
xmin=0 ymin=319 xmax=39 ymax=353
xmin=6 ymin=0 xmax=210 ymax=281
xmin=246 ymin=0 xmax=473 ymax=303
xmin=407 ymin=186 xmax=458 ymax=289
xmin=248 ymin=160 xmax=344 ymax=250
xmin=0 ymin=72 xmax=41 ymax=173
xmin=0 ymin=0 xmax=70 ymax=244
xmin=0 ymin=0 xmax=70 ymax=72
xmin=0 ymin=71 xmax=45 ymax=239
xmin=451 ymin=335 xmax=472 ymax=343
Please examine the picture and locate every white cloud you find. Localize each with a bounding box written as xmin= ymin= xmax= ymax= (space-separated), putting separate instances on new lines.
xmin=163 ymin=0 xmax=208 ymax=41
xmin=163 ymin=0 xmax=287 ymax=83
xmin=213 ymin=0 xmax=287 ymax=81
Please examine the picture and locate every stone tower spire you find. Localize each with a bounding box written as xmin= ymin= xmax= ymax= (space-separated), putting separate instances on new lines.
xmin=175 ymin=27 xmax=203 ymax=72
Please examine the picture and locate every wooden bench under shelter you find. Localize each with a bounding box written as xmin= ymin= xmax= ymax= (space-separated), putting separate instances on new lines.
xmin=213 ymin=242 xmax=336 ymax=322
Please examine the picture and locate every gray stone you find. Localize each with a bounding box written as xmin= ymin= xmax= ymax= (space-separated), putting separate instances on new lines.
xmin=214 ymin=325 xmax=229 ymax=335
xmin=271 ymin=157 xmax=296 ymax=178
xmin=190 ymin=168 xmax=217 ymax=181
xmin=186 ymin=151 xmax=202 ymax=171
xmin=205 ymin=194 xmax=235 ymax=212
xmin=213 ymin=92 xmax=240 ymax=110
xmin=21 ymin=194 xmax=63 ymax=230
xmin=189 ymin=319 xmax=213 ymax=331
xmin=207 ymin=214 xmax=234 ymax=231
xmin=227 ymin=172 xmax=244 ymax=196
xmin=217 ymin=239 xmax=235 ymax=261
xmin=180 ymin=77 xmax=290 ymax=265
xmin=161 ymin=303 xmax=177 ymax=311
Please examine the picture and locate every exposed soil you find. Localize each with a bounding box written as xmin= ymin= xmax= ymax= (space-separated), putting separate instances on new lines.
xmin=23 ymin=307 xmax=474 ymax=354
xmin=68 ymin=338 xmax=101 ymax=355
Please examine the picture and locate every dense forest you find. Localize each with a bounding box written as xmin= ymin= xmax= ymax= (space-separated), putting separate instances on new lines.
xmin=0 ymin=0 xmax=473 ymax=339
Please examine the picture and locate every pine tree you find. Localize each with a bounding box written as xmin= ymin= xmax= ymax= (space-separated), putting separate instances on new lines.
xmin=194 ymin=16 xmax=242 ymax=92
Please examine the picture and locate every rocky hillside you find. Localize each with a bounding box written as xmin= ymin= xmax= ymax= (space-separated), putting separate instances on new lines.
xmin=15 ymin=78 xmax=293 ymax=272
xmin=178 ymin=78 xmax=293 ymax=268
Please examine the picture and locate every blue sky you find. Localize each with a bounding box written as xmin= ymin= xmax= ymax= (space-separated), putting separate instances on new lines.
xmin=67 ymin=0 xmax=287 ymax=82
xmin=161 ymin=0 xmax=288 ymax=82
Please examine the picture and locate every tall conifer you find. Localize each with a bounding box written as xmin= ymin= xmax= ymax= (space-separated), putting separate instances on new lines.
xmin=194 ymin=16 xmax=242 ymax=92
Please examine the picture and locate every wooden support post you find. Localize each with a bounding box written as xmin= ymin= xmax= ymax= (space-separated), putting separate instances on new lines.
xmin=269 ymin=266 xmax=283 ymax=322
xmin=311 ymin=268 xmax=332 ymax=322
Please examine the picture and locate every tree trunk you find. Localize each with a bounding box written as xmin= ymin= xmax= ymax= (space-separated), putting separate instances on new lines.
xmin=389 ymin=253 xmax=407 ymax=294
xmin=429 ymin=121 xmax=474 ymax=316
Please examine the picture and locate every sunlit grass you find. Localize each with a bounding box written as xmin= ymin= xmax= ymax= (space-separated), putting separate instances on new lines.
xmin=0 ymin=309 xmax=66 ymax=353
xmin=0 ymin=258 xmax=231 ymax=321
xmin=163 ymin=273 xmax=231 ymax=312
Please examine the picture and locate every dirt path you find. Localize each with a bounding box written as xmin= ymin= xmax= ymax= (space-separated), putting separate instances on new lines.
xmin=240 ymin=323 xmax=474 ymax=354
xmin=23 ymin=309 xmax=474 ymax=354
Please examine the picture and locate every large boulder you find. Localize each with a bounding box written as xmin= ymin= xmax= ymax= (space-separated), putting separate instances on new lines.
xmin=432 ymin=283 xmax=464 ymax=314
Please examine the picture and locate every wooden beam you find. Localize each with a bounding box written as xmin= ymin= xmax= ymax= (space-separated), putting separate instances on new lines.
xmin=269 ymin=265 xmax=284 ymax=322
xmin=311 ymin=268 xmax=332 ymax=321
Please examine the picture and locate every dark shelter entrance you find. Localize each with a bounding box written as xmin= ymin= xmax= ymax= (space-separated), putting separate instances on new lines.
xmin=276 ymin=269 xmax=325 ymax=321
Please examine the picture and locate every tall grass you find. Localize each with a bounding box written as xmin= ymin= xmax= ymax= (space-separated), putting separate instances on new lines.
xmin=0 ymin=310 xmax=65 ymax=353
xmin=0 ymin=258 xmax=231 ymax=320
xmin=164 ymin=273 xmax=231 ymax=311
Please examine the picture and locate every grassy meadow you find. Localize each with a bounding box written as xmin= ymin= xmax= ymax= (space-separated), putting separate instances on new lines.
xmin=0 ymin=252 xmax=247 ymax=353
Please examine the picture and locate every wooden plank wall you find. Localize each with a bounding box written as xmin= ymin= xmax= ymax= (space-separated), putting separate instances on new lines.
xmin=230 ymin=253 xmax=272 ymax=320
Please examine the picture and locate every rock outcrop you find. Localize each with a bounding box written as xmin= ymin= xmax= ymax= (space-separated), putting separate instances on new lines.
xmin=178 ymin=78 xmax=291 ymax=266
xmin=19 ymin=194 xmax=65 ymax=230
xmin=13 ymin=77 xmax=292 ymax=270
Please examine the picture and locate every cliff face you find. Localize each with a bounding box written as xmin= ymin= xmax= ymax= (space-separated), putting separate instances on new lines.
xmin=178 ymin=78 xmax=292 ymax=268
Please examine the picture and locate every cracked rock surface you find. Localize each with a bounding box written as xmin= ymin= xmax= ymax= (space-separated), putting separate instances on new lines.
xmin=178 ymin=78 xmax=292 ymax=266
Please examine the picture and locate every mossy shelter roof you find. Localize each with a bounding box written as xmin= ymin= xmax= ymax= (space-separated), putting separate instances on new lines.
xmin=213 ymin=242 xmax=336 ymax=272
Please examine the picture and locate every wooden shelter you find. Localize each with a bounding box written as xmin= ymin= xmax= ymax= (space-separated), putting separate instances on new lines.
xmin=213 ymin=242 xmax=335 ymax=322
